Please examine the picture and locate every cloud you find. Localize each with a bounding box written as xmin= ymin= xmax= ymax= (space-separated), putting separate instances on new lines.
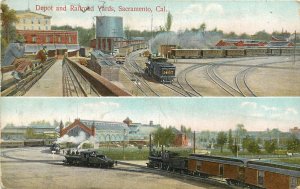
xmin=83 ymin=102 xmax=120 ymax=109
xmin=285 ymin=108 xmax=298 ymax=115
xmin=205 ymin=3 xmax=224 ymax=15
xmin=181 ymin=4 xmax=203 ymax=15
xmin=241 ymin=102 xmax=257 ymax=109
xmin=260 ymin=105 xmax=278 ymax=112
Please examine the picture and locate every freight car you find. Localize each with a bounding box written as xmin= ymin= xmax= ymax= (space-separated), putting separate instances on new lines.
xmin=245 ymin=48 xmax=268 ymax=56
xmin=0 ymin=141 xmax=25 ymax=148
xmin=147 ymin=151 xmax=300 ymax=189
xmin=170 ymin=49 xmax=201 ymax=59
xmin=145 ymin=57 xmax=176 ymax=83
xmin=245 ymin=160 xmax=300 ymax=189
xmin=63 ymin=150 xmax=115 ymax=168
xmin=225 ymin=49 xmax=246 ymax=57
xmin=202 ymin=49 xmax=225 ymax=58
xmin=24 ymin=139 xmax=45 ymax=147
xmin=267 ymin=48 xmax=281 ymax=56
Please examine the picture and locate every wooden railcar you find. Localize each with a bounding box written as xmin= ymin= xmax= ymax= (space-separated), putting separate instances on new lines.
xmin=202 ymin=49 xmax=225 ymax=58
xmin=225 ymin=49 xmax=246 ymax=57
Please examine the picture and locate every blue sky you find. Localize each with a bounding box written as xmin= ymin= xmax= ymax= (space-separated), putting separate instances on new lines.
xmin=1 ymin=98 xmax=299 ymax=132
xmin=5 ymin=0 xmax=300 ymax=34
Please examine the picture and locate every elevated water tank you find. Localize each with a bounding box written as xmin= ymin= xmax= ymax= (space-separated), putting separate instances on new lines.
xmin=96 ymin=16 xmax=123 ymax=38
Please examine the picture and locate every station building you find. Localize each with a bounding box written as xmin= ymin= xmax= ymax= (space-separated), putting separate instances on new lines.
xmin=59 ymin=119 xmax=129 ymax=142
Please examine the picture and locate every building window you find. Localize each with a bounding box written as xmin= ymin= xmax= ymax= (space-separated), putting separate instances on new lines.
xmin=31 ymin=18 xmax=34 ymax=24
xmin=46 ymin=26 xmax=48 ymax=30
xmin=45 ymin=19 xmax=48 ymax=24
xmin=57 ymin=36 xmax=61 ymax=43
xmin=38 ymin=19 xmax=41 ymax=24
xmin=68 ymin=36 xmax=72 ymax=43
xmin=39 ymin=26 xmax=41 ymax=30
xmin=258 ymin=171 xmax=264 ymax=187
xmin=46 ymin=36 xmax=50 ymax=43
xmin=32 ymin=36 xmax=36 ymax=43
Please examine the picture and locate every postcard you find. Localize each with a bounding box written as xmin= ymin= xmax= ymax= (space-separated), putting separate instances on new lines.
xmin=1 ymin=0 xmax=299 ymax=97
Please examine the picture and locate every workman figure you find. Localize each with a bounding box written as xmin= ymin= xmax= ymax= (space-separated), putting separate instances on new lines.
xmin=35 ymin=45 xmax=48 ymax=67
xmin=2 ymin=39 xmax=33 ymax=80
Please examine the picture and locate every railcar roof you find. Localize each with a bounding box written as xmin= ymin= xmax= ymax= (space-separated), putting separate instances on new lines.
xmin=247 ymin=160 xmax=300 ymax=177
xmin=189 ymin=154 xmax=248 ymax=166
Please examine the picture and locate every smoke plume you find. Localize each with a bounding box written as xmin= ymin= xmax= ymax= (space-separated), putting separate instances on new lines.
xmin=150 ymin=31 xmax=222 ymax=54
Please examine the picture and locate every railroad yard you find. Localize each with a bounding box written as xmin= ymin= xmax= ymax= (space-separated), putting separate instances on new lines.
xmin=119 ymin=50 xmax=300 ymax=96
xmin=1 ymin=147 xmax=225 ymax=189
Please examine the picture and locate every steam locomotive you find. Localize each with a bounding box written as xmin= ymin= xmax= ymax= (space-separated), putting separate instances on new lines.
xmin=63 ymin=150 xmax=115 ymax=168
xmin=145 ymin=57 xmax=176 ymax=84
xmin=147 ymin=150 xmax=300 ymax=189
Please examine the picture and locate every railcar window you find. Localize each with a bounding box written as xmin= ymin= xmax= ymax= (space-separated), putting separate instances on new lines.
xmin=258 ymin=171 xmax=264 ymax=187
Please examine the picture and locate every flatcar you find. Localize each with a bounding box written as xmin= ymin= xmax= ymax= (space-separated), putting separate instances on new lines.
xmin=145 ymin=57 xmax=176 ymax=84
xmin=170 ymin=49 xmax=201 ymax=59
xmin=245 ymin=48 xmax=268 ymax=56
xmin=225 ymin=49 xmax=246 ymax=57
xmin=202 ymin=49 xmax=225 ymax=58
xmin=63 ymin=150 xmax=115 ymax=168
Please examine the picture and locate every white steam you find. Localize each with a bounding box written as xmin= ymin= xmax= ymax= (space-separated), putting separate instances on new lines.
xmin=150 ymin=31 xmax=222 ymax=54
xmin=56 ymin=131 xmax=98 ymax=145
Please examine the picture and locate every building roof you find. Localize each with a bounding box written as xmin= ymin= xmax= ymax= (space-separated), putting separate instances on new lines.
xmin=267 ymin=41 xmax=293 ymax=47
xmin=16 ymin=10 xmax=52 ymax=18
xmin=80 ymin=119 xmax=128 ymax=131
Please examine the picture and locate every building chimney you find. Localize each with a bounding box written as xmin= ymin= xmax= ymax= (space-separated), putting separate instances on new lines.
xmin=91 ymin=122 xmax=96 ymax=136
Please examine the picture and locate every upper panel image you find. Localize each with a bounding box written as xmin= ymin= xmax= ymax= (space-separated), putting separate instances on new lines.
xmin=1 ymin=0 xmax=299 ymax=96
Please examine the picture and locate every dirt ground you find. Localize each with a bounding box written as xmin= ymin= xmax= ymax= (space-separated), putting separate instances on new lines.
xmin=118 ymin=53 xmax=300 ymax=96
xmin=1 ymin=147 xmax=223 ymax=189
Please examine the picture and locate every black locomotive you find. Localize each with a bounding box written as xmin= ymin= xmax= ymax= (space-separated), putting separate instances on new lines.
xmin=63 ymin=150 xmax=115 ymax=168
xmin=145 ymin=57 xmax=176 ymax=84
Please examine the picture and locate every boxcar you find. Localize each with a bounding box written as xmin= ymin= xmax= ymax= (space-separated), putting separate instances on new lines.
xmin=202 ymin=49 xmax=225 ymax=58
xmin=246 ymin=160 xmax=300 ymax=189
xmin=281 ymin=48 xmax=294 ymax=56
xmin=24 ymin=139 xmax=44 ymax=147
xmin=170 ymin=49 xmax=201 ymax=59
xmin=188 ymin=154 xmax=247 ymax=184
xmin=225 ymin=49 xmax=245 ymax=57
xmin=245 ymin=48 xmax=268 ymax=56
xmin=0 ymin=141 xmax=25 ymax=148
xmin=267 ymin=48 xmax=281 ymax=56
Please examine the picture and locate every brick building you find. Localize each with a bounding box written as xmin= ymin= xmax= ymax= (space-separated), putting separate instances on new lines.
xmin=216 ymin=39 xmax=267 ymax=48
xmin=172 ymin=128 xmax=189 ymax=147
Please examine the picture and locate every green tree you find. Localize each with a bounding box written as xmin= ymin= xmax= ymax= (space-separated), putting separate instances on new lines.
xmin=264 ymin=139 xmax=277 ymax=154
xmin=286 ymin=135 xmax=300 ymax=153
xmin=153 ymin=127 xmax=176 ymax=146
xmin=1 ymin=3 xmax=18 ymax=57
xmin=246 ymin=138 xmax=260 ymax=154
xmin=199 ymin=22 xmax=206 ymax=32
xmin=228 ymin=129 xmax=234 ymax=150
xmin=235 ymin=124 xmax=247 ymax=145
xmin=242 ymin=135 xmax=251 ymax=152
xmin=165 ymin=12 xmax=173 ymax=32
xmin=216 ymin=131 xmax=227 ymax=153
xmin=252 ymin=30 xmax=271 ymax=41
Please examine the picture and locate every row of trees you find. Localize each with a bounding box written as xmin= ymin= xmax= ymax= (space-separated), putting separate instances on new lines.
xmin=216 ymin=124 xmax=300 ymax=155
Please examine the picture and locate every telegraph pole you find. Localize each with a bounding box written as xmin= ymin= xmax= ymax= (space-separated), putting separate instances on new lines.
xmin=293 ymin=30 xmax=296 ymax=66
xmin=193 ymin=131 xmax=196 ymax=154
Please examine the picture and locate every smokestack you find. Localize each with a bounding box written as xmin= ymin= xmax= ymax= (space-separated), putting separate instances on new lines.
xmin=59 ymin=121 xmax=64 ymax=137
xmin=91 ymin=122 xmax=96 ymax=136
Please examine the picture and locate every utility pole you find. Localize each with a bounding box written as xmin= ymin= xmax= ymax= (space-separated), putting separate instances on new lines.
xmin=294 ymin=30 xmax=296 ymax=66
xmin=193 ymin=131 xmax=196 ymax=154
xmin=123 ymin=129 xmax=125 ymax=160
xmin=149 ymin=134 xmax=152 ymax=155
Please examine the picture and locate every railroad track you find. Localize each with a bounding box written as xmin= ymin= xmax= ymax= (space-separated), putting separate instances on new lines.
xmin=124 ymin=52 xmax=160 ymax=96
xmin=63 ymin=60 xmax=100 ymax=97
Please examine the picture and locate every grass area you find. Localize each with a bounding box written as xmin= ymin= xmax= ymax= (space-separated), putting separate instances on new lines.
xmin=273 ymin=158 xmax=300 ymax=165
xmin=95 ymin=147 xmax=193 ymax=160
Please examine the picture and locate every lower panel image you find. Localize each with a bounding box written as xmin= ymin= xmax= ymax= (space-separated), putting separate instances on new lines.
xmin=0 ymin=98 xmax=299 ymax=189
